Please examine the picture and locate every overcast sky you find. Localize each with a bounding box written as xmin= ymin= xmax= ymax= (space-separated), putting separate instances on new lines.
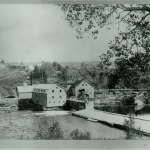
xmin=0 ymin=4 xmax=122 ymax=63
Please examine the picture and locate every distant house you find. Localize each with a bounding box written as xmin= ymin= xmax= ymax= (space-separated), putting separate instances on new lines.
xmin=67 ymin=80 xmax=94 ymax=98
xmin=32 ymin=84 xmax=66 ymax=108
xmin=16 ymin=83 xmax=36 ymax=99
xmin=25 ymin=65 xmax=34 ymax=72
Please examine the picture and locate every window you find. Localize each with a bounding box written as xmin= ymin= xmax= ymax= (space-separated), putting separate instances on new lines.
xmin=52 ymin=96 xmax=54 ymax=99
xmin=52 ymin=90 xmax=54 ymax=93
xmin=82 ymin=84 xmax=84 ymax=86
xmin=54 ymin=101 xmax=55 ymax=103
xmin=59 ymin=101 xmax=60 ymax=103
xmin=56 ymin=87 xmax=58 ymax=89
xmin=60 ymin=96 xmax=62 ymax=98
xmin=86 ymin=84 xmax=87 ymax=86
xmin=60 ymin=90 xmax=61 ymax=92
xmin=49 ymin=102 xmax=51 ymax=103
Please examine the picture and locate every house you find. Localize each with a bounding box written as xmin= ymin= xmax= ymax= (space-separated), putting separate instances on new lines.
xmin=67 ymin=80 xmax=94 ymax=98
xmin=32 ymin=84 xmax=66 ymax=108
xmin=16 ymin=83 xmax=36 ymax=99
xmin=25 ymin=65 xmax=34 ymax=72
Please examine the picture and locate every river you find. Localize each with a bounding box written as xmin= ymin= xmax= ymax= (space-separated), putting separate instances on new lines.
xmin=0 ymin=110 xmax=127 ymax=140
xmin=1 ymin=107 xmax=150 ymax=140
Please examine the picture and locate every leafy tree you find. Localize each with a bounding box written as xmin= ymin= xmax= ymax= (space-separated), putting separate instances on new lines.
xmin=33 ymin=65 xmax=40 ymax=78
xmin=1 ymin=59 xmax=5 ymax=64
xmin=60 ymin=4 xmax=150 ymax=89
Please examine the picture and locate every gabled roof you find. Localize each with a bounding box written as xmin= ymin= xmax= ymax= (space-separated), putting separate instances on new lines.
xmin=71 ymin=79 xmax=94 ymax=88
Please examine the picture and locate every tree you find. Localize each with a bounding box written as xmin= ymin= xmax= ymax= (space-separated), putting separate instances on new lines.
xmin=60 ymin=4 xmax=150 ymax=89
xmin=1 ymin=59 xmax=5 ymax=64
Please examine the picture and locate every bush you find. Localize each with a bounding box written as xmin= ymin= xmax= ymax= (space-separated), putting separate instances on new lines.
xmin=123 ymin=115 xmax=143 ymax=140
xmin=18 ymin=99 xmax=34 ymax=110
xmin=70 ymin=129 xmax=91 ymax=140
xmin=34 ymin=122 xmax=63 ymax=140
xmin=122 ymin=95 xmax=135 ymax=105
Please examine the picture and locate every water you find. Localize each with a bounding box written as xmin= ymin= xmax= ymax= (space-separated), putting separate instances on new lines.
xmin=0 ymin=110 xmax=126 ymax=140
xmin=1 ymin=105 xmax=150 ymax=140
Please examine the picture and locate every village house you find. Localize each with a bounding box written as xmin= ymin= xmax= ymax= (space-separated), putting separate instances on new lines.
xmin=67 ymin=80 xmax=94 ymax=98
xmin=32 ymin=84 xmax=66 ymax=108
xmin=16 ymin=83 xmax=36 ymax=99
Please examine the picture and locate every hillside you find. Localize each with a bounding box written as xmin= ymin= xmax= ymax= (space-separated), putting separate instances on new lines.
xmin=0 ymin=67 xmax=27 ymax=97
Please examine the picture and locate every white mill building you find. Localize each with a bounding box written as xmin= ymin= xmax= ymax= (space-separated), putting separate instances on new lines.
xmin=32 ymin=84 xmax=66 ymax=108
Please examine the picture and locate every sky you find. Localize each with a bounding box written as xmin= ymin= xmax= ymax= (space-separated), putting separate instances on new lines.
xmin=0 ymin=4 xmax=123 ymax=63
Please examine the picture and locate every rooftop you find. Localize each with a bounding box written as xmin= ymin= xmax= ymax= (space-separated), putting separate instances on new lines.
xmin=16 ymin=85 xmax=37 ymax=93
xmin=33 ymin=84 xmax=57 ymax=90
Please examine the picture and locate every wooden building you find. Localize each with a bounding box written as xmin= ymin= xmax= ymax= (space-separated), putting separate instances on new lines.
xmin=16 ymin=83 xmax=35 ymax=99
xmin=32 ymin=84 xmax=66 ymax=108
xmin=67 ymin=80 xmax=94 ymax=98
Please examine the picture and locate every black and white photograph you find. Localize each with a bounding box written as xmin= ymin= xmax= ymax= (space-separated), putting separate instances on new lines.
xmin=0 ymin=1 xmax=150 ymax=148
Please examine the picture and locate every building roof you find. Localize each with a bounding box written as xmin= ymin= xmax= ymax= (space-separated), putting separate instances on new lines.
xmin=33 ymin=84 xmax=57 ymax=90
xmin=71 ymin=79 xmax=94 ymax=88
xmin=16 ymin=85 xmax=36 ymax=93
xmin=33 ymin=84 xmax=66 ymax=90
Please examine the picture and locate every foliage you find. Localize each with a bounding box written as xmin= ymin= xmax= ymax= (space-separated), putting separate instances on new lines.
xmin=123 ymin=115 xmax=143 ymax=139
xmin=70 ymin=129 xmax=91 ymax=140
xmin=59 ymin=4 xmax=150 ymax=89
xmin=53 ymin=61 xmax=63 ymax=71
xmin=1 ymin=59 xmax=5 ymax=64
xmin=34 ymin=122 xmax=91 ymax=140
xmin=8 ymin=65 xmax=26 ymax=70
xmin=34 ymin=122 xmax=63 ymax=140
xmin=122 ymin=94 xmax=135 ymax=106
xmin=18 ymin=99 xmax=35 ymax=110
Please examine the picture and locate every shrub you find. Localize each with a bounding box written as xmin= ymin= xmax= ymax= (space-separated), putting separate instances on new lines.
xmin=34 ymin=122 xmax=63 ymax=140
xmin=123 ymin=115 xmax=143 ymax=140
xmin=122 ymin=94 xmax=135 ymax=106
xmin=70 ymin=129 xmax=91 ymax=140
